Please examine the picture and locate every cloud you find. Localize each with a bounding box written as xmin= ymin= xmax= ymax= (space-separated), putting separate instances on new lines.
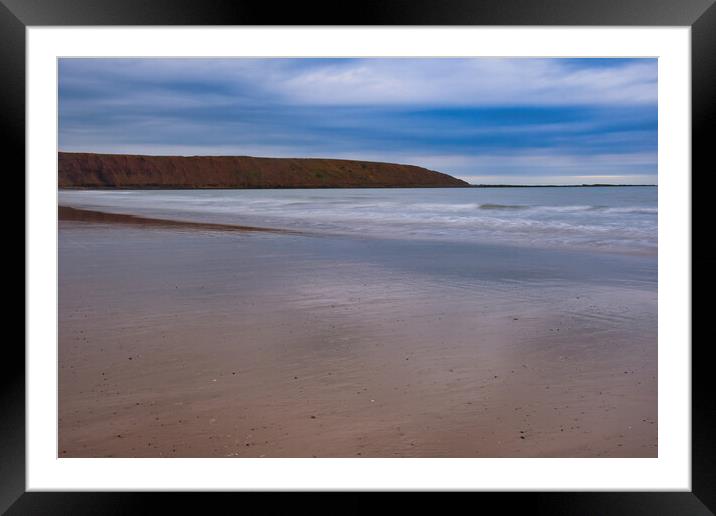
xmin=276 ymin=58 xmax=657 ymax=107
xmin=58 ymin=57 xmax=658 ymax=184
xmin=60 ymin=58 xmax=657 ymax=108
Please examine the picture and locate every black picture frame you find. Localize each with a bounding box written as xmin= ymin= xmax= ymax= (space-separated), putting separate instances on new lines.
xmin=7 ymin=0 xmax=715 ymax=512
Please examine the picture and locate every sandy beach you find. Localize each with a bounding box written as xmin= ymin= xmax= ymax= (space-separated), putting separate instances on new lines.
xmin=58 ymin=204 xmax=657 ymax=458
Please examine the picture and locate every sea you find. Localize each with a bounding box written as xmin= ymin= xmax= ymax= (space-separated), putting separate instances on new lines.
xmin=59 ymin=186 xmax=657 ymax=256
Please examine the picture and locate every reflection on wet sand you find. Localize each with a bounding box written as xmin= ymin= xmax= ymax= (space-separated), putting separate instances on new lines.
xmin=59 ymin=215 xmax=657 ymax=458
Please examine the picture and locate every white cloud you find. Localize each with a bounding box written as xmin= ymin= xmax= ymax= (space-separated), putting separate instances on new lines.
xmin=274 ymin=59 xmax=657 ymax=106
xmin=60 ymin=57 xmax=657 ymax=108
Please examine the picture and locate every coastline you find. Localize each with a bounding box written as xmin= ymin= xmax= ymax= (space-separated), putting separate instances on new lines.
xmin=58 ymin=186 xmax=658 ymax=257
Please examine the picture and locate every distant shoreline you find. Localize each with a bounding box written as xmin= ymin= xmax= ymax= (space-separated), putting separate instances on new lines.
xmin=468 ymin=184 xmax=657 ymax=188
xmin=58 ymin=184 xmax=656 ymax=190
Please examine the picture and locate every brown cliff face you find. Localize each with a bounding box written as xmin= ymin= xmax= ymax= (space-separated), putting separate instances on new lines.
xmin=58 ymin=152 xmax=469 ymax=189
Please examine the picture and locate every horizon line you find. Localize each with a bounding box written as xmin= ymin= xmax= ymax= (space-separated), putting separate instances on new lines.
xmin=57 ymin=151 xmax=657 ymax=188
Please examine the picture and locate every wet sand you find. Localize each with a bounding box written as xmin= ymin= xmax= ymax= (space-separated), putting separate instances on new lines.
xmin=58 ymin=205 xmax=300 ymax=234
xmin=58 ymin=209 xmax=657 ymax=457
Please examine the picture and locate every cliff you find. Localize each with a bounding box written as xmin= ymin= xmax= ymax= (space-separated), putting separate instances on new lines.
xmin=58 ymin=152 xmax=469 ymax=189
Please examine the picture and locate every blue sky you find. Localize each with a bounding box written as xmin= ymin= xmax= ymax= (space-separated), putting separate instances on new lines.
xmin=59 ymin=58 xmax=657 ymax=185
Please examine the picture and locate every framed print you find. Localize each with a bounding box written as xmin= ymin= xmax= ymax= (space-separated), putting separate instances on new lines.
xmin=8 ymin=0 xmax=715 ymax=512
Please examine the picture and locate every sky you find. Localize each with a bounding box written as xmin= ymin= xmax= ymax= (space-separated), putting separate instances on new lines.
xmin=59 ymin=58 xmax=657 ymax=185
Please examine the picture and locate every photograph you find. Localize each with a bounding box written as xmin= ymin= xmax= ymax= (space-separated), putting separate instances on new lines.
xmin=4 ymin=0 xmax=709 ymax=506
xmin=56 ymin=57 xmax=659 ymax=459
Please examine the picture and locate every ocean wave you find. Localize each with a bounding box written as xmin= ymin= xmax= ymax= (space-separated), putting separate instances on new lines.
xmin=414 ymin=202 xmax=657 ymax=214
xmin=481 ymin=204 xmax=657 ymax=214
xmin=59 ymin=189 xmax=658 ymax=254
xmin=600 ymin=207 xmax=658 ymax=214
xmin=478 ymin=203 xmax=529 ymax=210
